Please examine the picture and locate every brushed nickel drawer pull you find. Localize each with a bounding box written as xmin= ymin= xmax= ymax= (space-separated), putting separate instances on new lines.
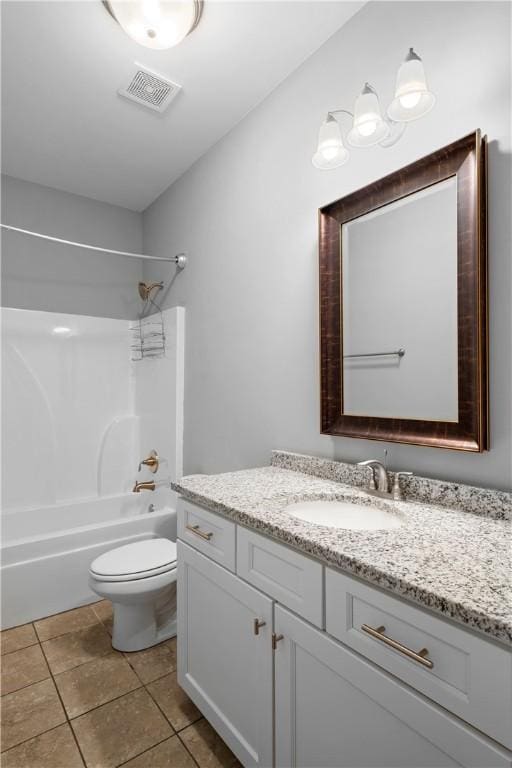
xmin=186 ymin=523 xmax=213 ymax=541
xmin=361 ymin=624 xmax=434 ymax=669
xmin=253 ymin=618 xmax=267 ymax=635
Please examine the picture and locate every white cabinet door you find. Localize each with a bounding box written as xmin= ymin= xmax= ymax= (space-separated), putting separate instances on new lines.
xmin=274 ymin=605 xmax=512 ymax=768
xmin=177 ymin=541 xmax=273 ymax=768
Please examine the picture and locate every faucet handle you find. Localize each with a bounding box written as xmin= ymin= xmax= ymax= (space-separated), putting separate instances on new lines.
xmin=392 ymin=471 xmax=413 ymax=501
xmin=138 ymin=450 xmax=159 ymax=474
xmin=357 ymin=460 xmax=378 ymax=490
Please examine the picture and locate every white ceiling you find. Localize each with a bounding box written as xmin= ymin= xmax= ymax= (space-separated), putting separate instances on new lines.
xmin=1 ymin=1 xmax=363 ymax=211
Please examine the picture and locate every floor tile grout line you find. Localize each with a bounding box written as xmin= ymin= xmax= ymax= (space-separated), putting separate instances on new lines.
xmin=66 ymin=683 xmax=147 ymax=722
xmin=115 ymin=732 xmax=180 ymax=768
xmin=1 ymin=673 xmax=52 ymax=698
xmin=34 ymin=620 xmax=103 ymax=645
xmin=176 ymin=726 xmax=204 ymax=768
xmin=2 ymin=607 xmax=210 ymax=767
xmin=143 ymin=680 xmax=203 ymax=734
xmin=47 ymin=646 xmax=121 ymax=679
xmin=141 ymin=679 xmax=178 ymax=734
xmin=0 ymin=638 xmax=70 ymax=755
xmin=0 ymin=721 xmax=81 ymax=758
xmin=32 ymin=601 xmax=104 ymax=644
xmin=141 ymin=679 xmax=203 ymax=768
xmin=39 ymin=635 xmax=88 ymax=768
xmin=1 ymin=640 xmax=40 ymax=658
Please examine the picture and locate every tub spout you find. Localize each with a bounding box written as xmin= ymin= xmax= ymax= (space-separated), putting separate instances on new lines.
xmin=132 ymin=480 xmax=156 ymax=493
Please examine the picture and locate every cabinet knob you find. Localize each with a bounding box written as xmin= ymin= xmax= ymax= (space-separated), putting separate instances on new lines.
xmin=253 ymin=618 xmax=267 ymax=636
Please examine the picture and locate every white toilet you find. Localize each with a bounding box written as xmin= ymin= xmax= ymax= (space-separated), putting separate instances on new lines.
xmin=89 ymin=538 xmax=177 ymax=652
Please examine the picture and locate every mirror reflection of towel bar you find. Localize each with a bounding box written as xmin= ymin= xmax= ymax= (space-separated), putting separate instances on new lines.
xmin=344 ymin=348 xmax=405 ymax=359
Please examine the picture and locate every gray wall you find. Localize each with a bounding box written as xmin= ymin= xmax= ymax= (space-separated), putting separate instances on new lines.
xmin=1 ymin=175 xmax=143 ymax=319
xmin=143 ymin=1 xmax=511 ymax=490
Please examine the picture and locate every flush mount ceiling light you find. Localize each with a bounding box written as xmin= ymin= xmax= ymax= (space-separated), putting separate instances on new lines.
xmin=312 ymin=47 xmax=434 ymax=170
xmin=104 ymin=0 xmax=203 ymax=50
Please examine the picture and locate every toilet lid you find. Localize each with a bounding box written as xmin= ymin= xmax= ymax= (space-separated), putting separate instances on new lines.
xmin=90 ymin=538 xmax=177 ymax=580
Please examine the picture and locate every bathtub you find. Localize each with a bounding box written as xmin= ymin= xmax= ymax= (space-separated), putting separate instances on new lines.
xmin=1 ymin=488 xmax=176 ymax=629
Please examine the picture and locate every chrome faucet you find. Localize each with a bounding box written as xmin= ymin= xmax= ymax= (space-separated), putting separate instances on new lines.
xmin=357 ymin=460 xmax=413 ymax=501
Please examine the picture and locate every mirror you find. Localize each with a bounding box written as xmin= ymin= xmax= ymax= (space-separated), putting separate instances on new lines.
xmin=341 ymin=177 xmax=458 ymax=422
xmin=319 ymin=131 xmax=488 ymax=451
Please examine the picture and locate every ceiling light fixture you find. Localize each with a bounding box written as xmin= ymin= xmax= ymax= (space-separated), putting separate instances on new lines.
xmin=104 ymin=0 xmax=203 ymax=50
xmin=312 ymin=47 xmax=434 ymax=170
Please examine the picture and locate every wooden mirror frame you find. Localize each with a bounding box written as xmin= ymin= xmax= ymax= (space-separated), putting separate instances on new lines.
xmin=319 ymin=131 xmax=488 ymax=452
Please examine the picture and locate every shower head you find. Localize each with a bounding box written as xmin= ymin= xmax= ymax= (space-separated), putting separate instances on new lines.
xmin=138 ymin=281 xmax=163 ymax=301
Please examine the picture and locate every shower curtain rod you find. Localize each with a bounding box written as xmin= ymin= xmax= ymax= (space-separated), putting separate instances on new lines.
xmin=0 ymin=224 xmax=186 ymax=266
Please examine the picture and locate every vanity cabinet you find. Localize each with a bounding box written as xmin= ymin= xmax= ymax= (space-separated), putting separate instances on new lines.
xmin=177 ymin=500 xmax=512 ymax=768
xmin=274 ymin=605 xmax=510 ymax=768
xmin=177 ymin=540 xmax=273 ymax=768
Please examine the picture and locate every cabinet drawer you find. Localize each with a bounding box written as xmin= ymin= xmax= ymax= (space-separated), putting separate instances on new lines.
xmin=326 ymin=568 xmax=512 ymax=749
xmin=237 ymin=527 xmax=323 ymax=627
xmin=177 ymin=499 xmax=235 ymax=571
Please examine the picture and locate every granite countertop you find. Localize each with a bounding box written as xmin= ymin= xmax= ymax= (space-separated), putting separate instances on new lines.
xmin=173 ymin=453 xmax=512 ymax=647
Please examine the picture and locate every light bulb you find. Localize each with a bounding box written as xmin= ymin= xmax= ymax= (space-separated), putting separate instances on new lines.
xmin=399 ymin=91 xmax=422 ymax=109
xmin=320 ymin=147 xmax=339 ymax=161
xmin=358 ymin=120 xmax=377 ymax=137
xmin=106 ymin=1 xmax=202 ymax=50
xmin=388 ymin=48 xmax=435 ymax=122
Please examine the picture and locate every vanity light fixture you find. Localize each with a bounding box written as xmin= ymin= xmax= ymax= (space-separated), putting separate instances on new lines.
xmin=347 ymin=84 xmax=390 ymax=148
xmin=312 ymin=115 xmax=349 ymax=170
xmin=312 ymin=47 xmax=434 ymax=169
xmin=104 ymin=0 xmax=203 ymax=50
xmin=388 ymin=48 xmax=436 ymax=122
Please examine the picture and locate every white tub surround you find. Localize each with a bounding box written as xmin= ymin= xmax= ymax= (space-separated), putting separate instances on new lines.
xmin=1 ymin=306 xmax=185 ymax=628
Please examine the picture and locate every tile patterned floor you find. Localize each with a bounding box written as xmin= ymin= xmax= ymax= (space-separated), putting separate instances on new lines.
xmin=1 ymin=602 xmax=242 ymax=768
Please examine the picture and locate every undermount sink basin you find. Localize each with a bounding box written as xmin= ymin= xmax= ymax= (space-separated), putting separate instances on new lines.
xmin=285 ymin=499 xmax=402 ymax=531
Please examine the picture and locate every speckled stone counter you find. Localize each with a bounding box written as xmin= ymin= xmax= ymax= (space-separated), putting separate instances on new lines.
xmin=172 ymin=453 xmax=512 ymax=647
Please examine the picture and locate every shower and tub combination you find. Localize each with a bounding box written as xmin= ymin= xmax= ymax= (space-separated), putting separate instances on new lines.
xmin=0 ymin=232 xmax=186 ymax=638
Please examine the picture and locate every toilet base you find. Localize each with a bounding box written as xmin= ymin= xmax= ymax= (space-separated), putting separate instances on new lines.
xmin=89 ymin=568 xmax=178 ymax=652
xmin=112 ymin=602 xmax=177 ymax=652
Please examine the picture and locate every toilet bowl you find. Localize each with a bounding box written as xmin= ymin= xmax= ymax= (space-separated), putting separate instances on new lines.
xmin=89 ymin=538 xmax=177 ymax=652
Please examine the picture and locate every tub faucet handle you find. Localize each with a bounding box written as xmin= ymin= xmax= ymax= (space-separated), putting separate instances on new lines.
xmin=138 ymin=450 xmax=159 ymax=474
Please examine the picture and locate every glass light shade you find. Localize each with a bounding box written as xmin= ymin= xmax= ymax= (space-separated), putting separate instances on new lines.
xmin=387 ymin=48 xmax=435 ymax=122
xmin=107 ymin=1 xmax=201 ymax=50
xmin=312 ymin=116 xmax=349 ymax=170
xmin=347 ymin=85 xmax=390 ymax=147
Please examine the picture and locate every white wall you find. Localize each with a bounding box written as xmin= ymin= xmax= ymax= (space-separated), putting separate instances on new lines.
xmin=142 ymin=1 xmax=511 ymax=490
xmin=1 ymin=175 xmax=143 ymax=319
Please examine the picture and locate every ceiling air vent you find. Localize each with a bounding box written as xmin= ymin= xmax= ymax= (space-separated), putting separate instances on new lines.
xmin=118 ymin=64 xmax=181 ymax=113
